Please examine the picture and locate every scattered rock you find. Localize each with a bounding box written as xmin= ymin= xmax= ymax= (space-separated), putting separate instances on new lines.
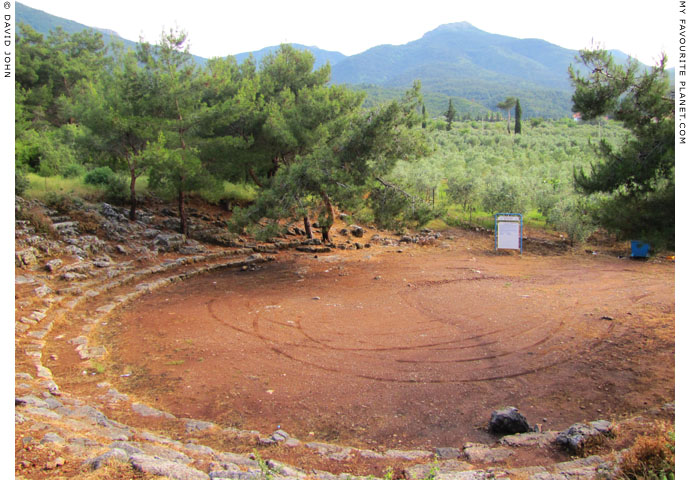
xmin=68 ymin=336 xmax=89 ymax=346
xmin=270 ymin=429 xmax=291 ymax=442
xmin=383 ymin=449 xmax=433 ymax=461
xmin=463 ymin=443 xmax=514 ymax=464
xmin=132 ymin=402 xmax=176 ymax=419
xmin=15 ymin=275 xmax=37 ymax=284
xmin=34 ymin=285 xmax=53 ymax=297
xmin=109 ymin=441 xmax=144 ymax=456
xmin=44 ymin=456 xmax=65 ymax=470
xmin=500 ymin=431 xmax=559 ymax=448
xmin=185 ymin=419 xmax=216 ymax=433
xmin=215 ymin=452 xmax=258 ymax=467
xmin=435 ymin=447 xmax=462 ymax=459
xmin=16 ymin=248 xmax=39 ymax=267
xmin=41 ymin=432 xmax=65 ymax=444
xmin=555 ymin=420 xmax=613 ymax=454
xmin=77 ymin=345 xmax=107 ymax=360
xmin=404 ymin=459 xmax=474 ymax=479
xmin=44 ymin=259 xmax=63 ymax=272
xmin=99 ymin=389 xmax=129 ymax=404
xmin=266 ymin=459 xmax=306 ymax=478
xmin=16 ymin=395 xmax=49 ymax=408
xmin=130 ymin=453 xmax=208 ymax=480
xmin=101 ymin=203 xmax=128 ymax=222
xmin=305 ymin=442 xmax=352 ymax=461
xmin=210 ymin=469 xmax=263 ymax=479
xmin=62 ymin=272 xmax=89 ymax=281
xmin=85 ymin=448 xmax=129 ymax=470
xmin=350 ymin=225 xmax=365 ymax=238
xmin=154 ymin=233 xmax=187 ymax=252
xmin=296 ymin=246 xmax=332 ymax=253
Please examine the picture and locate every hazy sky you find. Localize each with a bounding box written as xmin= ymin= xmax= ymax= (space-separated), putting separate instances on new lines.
xmin=16 ymin=0 xmax=679 ymax=68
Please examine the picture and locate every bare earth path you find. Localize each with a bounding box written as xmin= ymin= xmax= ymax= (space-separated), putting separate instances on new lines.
xmin=106 ymin=233 xmax=675 ymax=452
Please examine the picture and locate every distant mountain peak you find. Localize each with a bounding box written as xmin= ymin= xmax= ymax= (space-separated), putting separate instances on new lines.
xmin=438 ymin=21 xmax=477 ymax=30
xmin=423 ymin=22 xmax=480 ymax=35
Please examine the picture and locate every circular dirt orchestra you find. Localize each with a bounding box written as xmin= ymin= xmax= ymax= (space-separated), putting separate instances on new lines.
xmin=107 ymin=238 xmax=674 ymax=450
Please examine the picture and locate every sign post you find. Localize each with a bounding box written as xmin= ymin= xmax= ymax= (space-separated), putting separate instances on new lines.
xmin=494 ymin=213 xmax=523 ymax=254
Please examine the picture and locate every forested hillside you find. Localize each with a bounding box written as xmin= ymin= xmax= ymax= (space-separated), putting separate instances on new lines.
xmin=17 ymin=2 xmax=634 ymax=119
xmin=14 ymin=20 xmax=675 ymax=249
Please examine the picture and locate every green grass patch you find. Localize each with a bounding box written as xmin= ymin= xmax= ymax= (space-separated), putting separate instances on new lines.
xmin=25 ymin=173 xmax=104 ymax=202
xmin=524 ymin=209 xmax=547 ymax=228
xmin=24 ymin=172 xmax=150 ymax=202
xmin=423 ymin=218 xmax=449 ymax=231
xmin=199 ymin=181 xmax=257 ymax=205
xmin=166 ymin=360 xmax=185 ymax=366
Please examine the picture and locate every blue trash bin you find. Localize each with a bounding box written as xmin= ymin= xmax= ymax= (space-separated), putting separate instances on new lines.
xmin=631 ymin=240 xmax=650 ymax=258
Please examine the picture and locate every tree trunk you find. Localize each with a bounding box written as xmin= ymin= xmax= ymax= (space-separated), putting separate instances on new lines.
xmin=248 ymin=167 xmax=263 ymax=188
xmin=506 ymin=111 xmax=511 ymax=134
xmin=178 ymin=190 xmax=187 ymax=236
xmin=303 ymin=216 xmax=313 ymax=239
xmin=129 ymin=167 xmax=137 ymax=221
xmin=268 ymin=156 xmax=281 ymax=178
xmin=320 ymin=191 xmax=335 ymax=244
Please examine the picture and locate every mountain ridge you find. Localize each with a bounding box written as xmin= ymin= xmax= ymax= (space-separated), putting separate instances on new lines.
xmin=15 ymin=3 xmax=646 ymax=118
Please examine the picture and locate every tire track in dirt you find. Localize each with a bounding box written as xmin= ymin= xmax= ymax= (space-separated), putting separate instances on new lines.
xmin=202 ymin=271 xmax=614 ymax=384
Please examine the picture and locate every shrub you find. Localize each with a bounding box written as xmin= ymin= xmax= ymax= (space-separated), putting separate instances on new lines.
xmin=61 ymin=163 xmax=87 ymax=178
xmin=619 ymin=425 xmax=674 ymax=479
xmin=104 ymin=176 xmax=130 ymax=205
xmin=15 ymin=168 xmax=30 ymax=196
xmin=546 ymin=196 xmax=596 ymax=245
xmin=252 ymin=222 xmax=282 ymax=242
xmin=481 ymin=178 xmax=527 ymax=215
xmin=16 ymin=204 xmax=57 ymax=237
xmin=84 ymin=166 xmax=116 ymax=186
xmin=370 ymin=186 xmax=408 ymax=230
xmin=44 ymin=191 xmax=76 ymax=213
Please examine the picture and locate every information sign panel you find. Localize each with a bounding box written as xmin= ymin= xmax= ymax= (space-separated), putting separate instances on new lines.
xmin=494 ymin=213 xmax=522 ymax=253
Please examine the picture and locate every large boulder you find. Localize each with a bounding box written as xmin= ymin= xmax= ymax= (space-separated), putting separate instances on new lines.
xmin=488 ymin=407 xmax=530 ymax=435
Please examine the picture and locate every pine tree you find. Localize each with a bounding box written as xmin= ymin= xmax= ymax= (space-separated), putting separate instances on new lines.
xmin=496 ymin=97 xmax=517 ymax=134
xmin=514 ymin=99 xmax=522 ymax=134
xmin=569 ymin=48 xmax=674 ymax=246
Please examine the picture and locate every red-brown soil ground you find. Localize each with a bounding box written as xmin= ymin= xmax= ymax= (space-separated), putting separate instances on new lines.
xmin=102 ymin=231 xmax=675 ymax=452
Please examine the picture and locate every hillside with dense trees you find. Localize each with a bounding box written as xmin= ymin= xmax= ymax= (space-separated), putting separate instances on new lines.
xmin=18 ymin=2 xmax=647 ymax=119
xmin=15 ymin=20 xmax=674 ymax=249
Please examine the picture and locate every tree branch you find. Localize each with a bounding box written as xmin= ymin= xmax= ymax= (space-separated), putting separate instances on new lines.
xmin=374 ymin=176 xmax=426 ymax=204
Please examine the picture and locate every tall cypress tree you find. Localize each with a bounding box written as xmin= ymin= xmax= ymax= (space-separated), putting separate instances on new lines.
xmin=514 ymin=99 xmax=522 ymax=134
xmin=444 ymin=99 xmax=456 ymax=131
